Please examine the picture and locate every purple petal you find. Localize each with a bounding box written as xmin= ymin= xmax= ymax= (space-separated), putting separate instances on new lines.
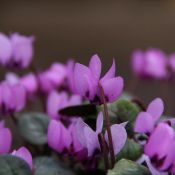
xmin=89 ymin=54 xmax=102 ymax=80
xmin=12 ymin=84 xmax=26 ymax=112
xmin=10 ymin=33 xmax=34 ymax=68
xmin=60 ymin=123 xmax=72 ymax=150
xmin=100 ymin=76 xmax=124 ymax=103
xmin=147 ymin=98 xmax=164 ymax=121
xmin=145 ymin=123 xmax=174 ymax=162
xmin=0 ymin=128 xmax=12 ymax=154
xmin=47 ymin=91 xmax=62 ymax=119
xmin=96 ymin=112 xmax=103 ymax=133
xmin=73 ymin=63 xmax=91 ymax=97
xmin=21 ymin=73 xmax=38 ymax=94
xmin=105 ymin=124 xmax=127 ymax=155
xmin=0 ymin=33 xmax=12 ymax=65
xmin=131 ymin=50 xmax=144 ymax=76
xmin=134 ymin=112 xmax=154 ymax=133
xmin=101 ymin=59 xmax=116 ymax=81
xmin=84 ymin=126 xmax=100 ymax=157
xmin=76 ymin=118 xmax=88 ymax=147
xmin=47 ymin=120 xmax=62 ymax=152
xmin=12 ymin=147 xmax=33 ymax=169
xmin=5 ymin=72 xmax=19 ymax=85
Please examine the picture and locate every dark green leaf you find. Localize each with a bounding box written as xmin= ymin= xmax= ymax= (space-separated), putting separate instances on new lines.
xmin=117 ymin=139 xmax=143 ymax=161
xmin=107 ymin=100 xmax=140 ymax=137
xmin=0 ymin=155 xmax=32 ymax=175
xmin=59 ymin=104 xmax=97 ymax=117
xmin=108 ymin=159 xmax=151 ymax=175
xmin=18 ymin=112 xmax=50 ymax=145
xmin=34 ymin=156 xmax=75 ymax=175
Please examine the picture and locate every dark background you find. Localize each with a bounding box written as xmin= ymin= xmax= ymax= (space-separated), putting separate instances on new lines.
xmin=1 ymin=0 xmax=175 ymax=114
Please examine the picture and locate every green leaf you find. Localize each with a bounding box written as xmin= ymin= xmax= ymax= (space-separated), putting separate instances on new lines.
xmin=34 ymin=156 xmax=75 ymax=175
xmin=117 ymin=139 xmax=143 ymax=161
xmin=18 ymin=112 xmax=50 ymax=145
xmin=0 ymin=155 xmax=32 ymax=175
xmin=108 ymin=100 xmax=140 ymax=137
xmin=59 ymin=104 xmax=97 ymax=117
xmin=108 ymin=159 xmax=151 ymax=175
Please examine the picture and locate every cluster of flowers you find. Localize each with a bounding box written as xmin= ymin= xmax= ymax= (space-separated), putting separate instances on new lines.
xmin=0 ymin=32 xmax=126 ymax=170
xmin=132 ymin=48 xmax=175 ymax=80
xmin=135 ymin=98 xmax=175 ymax=174
xmin=1 ymin=31 xmax=175 ymax=174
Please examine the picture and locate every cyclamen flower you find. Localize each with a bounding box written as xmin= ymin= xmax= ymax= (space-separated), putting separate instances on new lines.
xmin=38 ymin=63 xmax=67 ymax=93
xmin=12 ymin=147 xmax=33 ymax=170
xmin=169 ymin=54 xmax=175 ymax=75
xmin=132 ymin=49 xmax=168 ymax=80
xmin=47 ymin=91 xmax=82 ymax=120
xmin=134 ymin=98 xmax=164 ymax=134
xmin=76 ymin=112 xmax=127 ymax=157
xmin=144 ymin=123 xmax=175 ymax=173
xmin=0 ymin=33 xmax=34 ymax=68
xmin=0 ymin=82 xmax=26 ymax=114
xmin=5 ymin=72 xmax=38 ymax=96
xmin=0 ymin=120 xmax=12 ymax=154
xmin=73 ymin=54 xmax=124 ymax=104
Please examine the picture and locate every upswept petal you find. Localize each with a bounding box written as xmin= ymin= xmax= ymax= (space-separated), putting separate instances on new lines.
xmin=134 ymin=112 xmax=155 ymax=133
xmin=89 ymin=54 xmax=102 ymax=80
xmin=147 ymin=98 xmax=164 ymax=121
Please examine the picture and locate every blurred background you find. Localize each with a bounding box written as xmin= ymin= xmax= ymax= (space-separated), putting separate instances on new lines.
xmin=1 ymin=0 xmax=175 ymax=114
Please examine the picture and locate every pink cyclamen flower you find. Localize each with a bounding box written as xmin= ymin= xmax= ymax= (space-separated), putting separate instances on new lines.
xmin=47 ymin=91 xmax=82 ymax=120
xmin=0 ymin=33 xmax=34 ymax=69
xmin=38 ymin=63 xmax=67 ymax=93
xmin=0 ymin=121 xmax=12 ymax=154
xmin=47 ymin=120 xmax=72 ymax=153
xmin=12 ymin=147 xmax=33 ymax=169
xmin=76 ymin=112 xmax=127 ymax=157
xmin=134 ymin=98 xmax=164 ymax=134
xmin=5 ymin=72 xmax=38 ymax=96
xmin=0 ymin=81 xmax=26 ymax=114
xmin=145 ymin=123 xmax=175 ymax=173
xmin=132 ymin=49 xmax=168 ymax=80
xmin=73 ymin=54 xmax=124 ymax=104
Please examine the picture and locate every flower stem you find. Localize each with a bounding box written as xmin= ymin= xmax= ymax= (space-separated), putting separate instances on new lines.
xmin=99 ymin=83 xmax=115 ymax=168
xmin=98 ymin=133 xmax=109 ymax=171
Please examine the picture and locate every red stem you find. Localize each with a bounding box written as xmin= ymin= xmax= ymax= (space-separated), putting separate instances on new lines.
xmin=99 ymin=83 xmax=115 ymax=168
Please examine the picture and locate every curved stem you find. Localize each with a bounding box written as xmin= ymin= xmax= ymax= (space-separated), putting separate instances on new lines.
xmin=98 ymin=133 xmax=109 ymax=171
xmin=99 ymin=83 xmax=115 ymax=168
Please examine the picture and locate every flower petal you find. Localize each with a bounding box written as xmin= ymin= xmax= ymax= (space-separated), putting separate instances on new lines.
xmin=73 ymin=63 xmax=90 ymax=97
xmin=100 ymin=76 xmax=124 ymax=103
xmin=76 ymin=118 xmax=88 ymax=147
xmin=12 ymin=147 xmax=33 ymax=169
xmin=47 ymin=120 xmax=62 ymax=152
xmin=89 ymin=54 xmax=101 ymax=80
xmin=0 ymin=33 xmax=12 ymax=65
xmin=84 ymin=126 xmax=100 ymax=157
xmin=0 ymin=128 xmax=12 ymax=154
xmin=145 ymin=123 xmax=174 ymax=161
xmin=105 ymin=124 xmax=127 ymax=155
xmin=134 ymin=112 xmax=154 ymax=134
xmin=96 ymin=112 xmax=103 ymax=133
xmin=101 ymin=59 xmax=116 ymax=81
xmin=147 ymin=98 xmax=164 ymax=121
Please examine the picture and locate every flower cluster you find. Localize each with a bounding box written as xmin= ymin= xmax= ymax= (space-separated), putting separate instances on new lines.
xmin=131 ymin=48 xmax=175 ymax=80
xmin=0 ymin=33 xmax=34 ymax=69
xmin=135 ymin=98 xmax=175 ymax=174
